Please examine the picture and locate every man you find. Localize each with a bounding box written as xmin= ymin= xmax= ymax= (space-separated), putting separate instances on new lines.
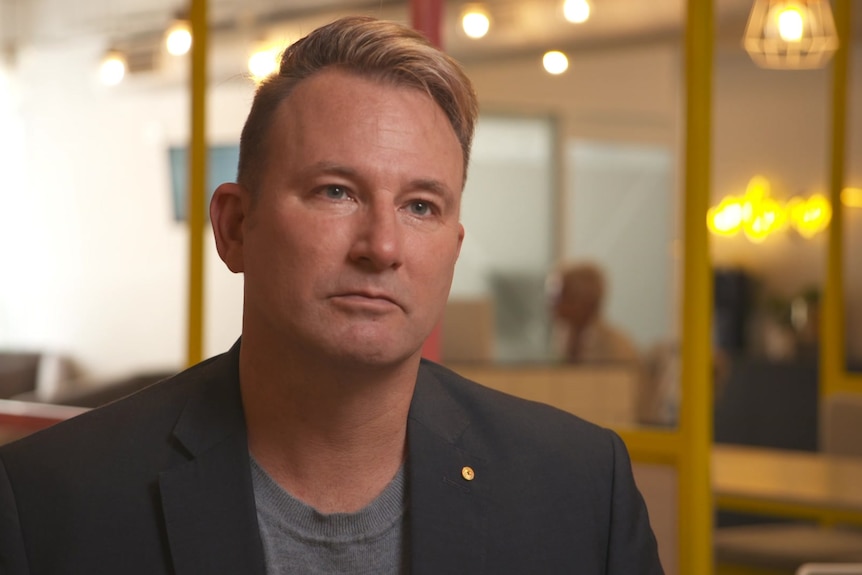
xmin=552 ymin=262 xmax=641 ymax=364
xmin=0 ymin=17 xmax=663 ymax=574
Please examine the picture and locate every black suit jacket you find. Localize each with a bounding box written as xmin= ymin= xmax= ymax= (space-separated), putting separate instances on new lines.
xmin=0 ymin=343 xmax=663 ymax=574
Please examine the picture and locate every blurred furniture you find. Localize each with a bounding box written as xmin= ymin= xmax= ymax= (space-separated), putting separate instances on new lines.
xmin=797 ymin=564 xmax=862 ymax=575
xmin=714 ymin=445 xmax=862 ymax=573
xmin=0 ymin=399 xmax=88 ymax=446
xmin=53 ymin=372 xmax=173 ymax=408
xmin=0 ymin=352 xmax=75 ymax=401
xmin=821 ymin=394 xmax=862 ymax=457
xmin=441 ymin=298 xmax=495 ymax=363
xmin=714 ymin=358 xmax=819 ymax=452
xmin=714 ymin=446 xmax=862 ymax=525
xmin=0 ymin=352 xmax=43 ymax=399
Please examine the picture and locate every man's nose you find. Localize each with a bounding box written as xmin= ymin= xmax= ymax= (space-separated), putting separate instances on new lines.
xmin=348 ymin=201 xmax=403 ymax=271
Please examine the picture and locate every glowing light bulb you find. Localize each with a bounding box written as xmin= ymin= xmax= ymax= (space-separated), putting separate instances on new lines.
xmin=789 ymin=194 xmax=831 ymax=237
xmin=462 ymin=10 xmax=490 ymax=39
xmin=248 ymin=47 xmax=281 ymax=83
xmin=563 ymin=0 xmax=590 ymax=24
xmin=543 ymin=51 xmax=569 ymax=75
xmin=166 ymin=21 xmax=192 ymax=56
xmin=777 ymin=6 xmax=805 ymax=42
xmin=707 ymin=197 xmax=744 ymax=236
xmin=100 ymin=52 xmax=126 ymax=86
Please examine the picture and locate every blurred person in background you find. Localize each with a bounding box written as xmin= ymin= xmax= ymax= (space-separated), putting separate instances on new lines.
xmin=551 ymin=262 xmax=640 ymax=364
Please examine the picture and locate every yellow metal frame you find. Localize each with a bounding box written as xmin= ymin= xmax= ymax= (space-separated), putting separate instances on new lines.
xmin=617 ymin=1 xmax=714 ymax=573
xmin=186 ymin=0 xmax=208 ymax=367
xmin=622 ymin=1 xmax=860 ymax=572
xmin=821 ymin=0 xmax=860 ymax=396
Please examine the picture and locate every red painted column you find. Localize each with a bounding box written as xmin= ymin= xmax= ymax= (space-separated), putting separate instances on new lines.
xmin=410 ymin=0 xmax=444 ymax=46
xmin=411 ymin=0 xmax=445 ymax=362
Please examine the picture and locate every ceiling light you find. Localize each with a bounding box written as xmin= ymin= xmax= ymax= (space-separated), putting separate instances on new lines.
xmin=543 ymin=51 xmax=569 ymax=75
xmin=563 ymin=0 xmax=591 ymax=24
xmin=165 ymin=18 xmax=192 ymax=56
xmin=99 ymin=50 xmax=126 ymax=86
xmin=248 ymin=46 xmax=281 ymax=83
xmin=461 ymin=6 xmax=491 ymax=39
xmin=743 ymin=0 xmax=839 ymax=69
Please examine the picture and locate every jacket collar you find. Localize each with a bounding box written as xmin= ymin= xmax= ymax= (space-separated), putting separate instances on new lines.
xmin=158 ymin=341 xmax=267 ymax=575
xmin=157 ymin=346 xmax=488 ymax=575
xmin=408 ymin=361 xmax=489 ymax=575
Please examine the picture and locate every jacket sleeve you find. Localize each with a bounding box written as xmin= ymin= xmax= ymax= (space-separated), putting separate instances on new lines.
xmin=604 ymin=430 xmax=665 ymax=574
xmin=0 ymin=455 xmax=30 ymax=574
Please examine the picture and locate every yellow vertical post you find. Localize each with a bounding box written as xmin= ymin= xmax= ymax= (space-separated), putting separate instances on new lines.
xmin=821 ymin=0 xmax=850 ymax=396
xmin=679 ymin=0 xmax=714 ymax=573
xmin=186 ymin=0 xmax=208 ymax=367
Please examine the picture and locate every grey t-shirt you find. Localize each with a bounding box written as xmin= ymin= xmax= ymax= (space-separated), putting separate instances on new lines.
xmin=251 ymin=456 xmax=409 ymax=574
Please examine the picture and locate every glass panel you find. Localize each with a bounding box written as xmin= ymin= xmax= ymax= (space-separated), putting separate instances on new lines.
xmin=565 ymin=140 xmax=675 ymax=354
xmin=449 ymin=115 xmax=555 ymax=363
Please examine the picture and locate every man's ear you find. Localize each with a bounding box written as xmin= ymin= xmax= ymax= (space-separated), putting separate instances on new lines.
xmin=210 ymin=182 xmax=247 ymax=273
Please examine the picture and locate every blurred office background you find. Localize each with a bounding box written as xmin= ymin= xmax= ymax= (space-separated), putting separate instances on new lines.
xmin=1 ymin=1 xmax=862 ymax=573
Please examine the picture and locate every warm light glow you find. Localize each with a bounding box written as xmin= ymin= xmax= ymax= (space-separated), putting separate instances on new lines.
xmin=842 ymin=187 xmax=862 ymax=208
xmin=743 ymin=194 xmax=786 ymax=243
xmin=248 ymin=46 xmax=281 ymax=82
xmin=788 ymin=194 xmax=831 ymax=238
xmin=708 ymin=175 xmax=837 ymax=242
xmin=776 ymin=6 xmax=805 ymax=42
xmin=99 ymin=52 xmax=126 ymax=86
xmin=744 ymin=0 xmax=838 ymax=69
xmin=563 ymin=0 xmax=591 ymax=23
xmin=165 ymin=20 xmax=192 ymax=56
xmin=543 ymin=51 xmax=569 ymax=75
xmin=462 ymin=9 xmax=490 ymax=39
xmin=707 ymin=197 xmax=744 ymax=236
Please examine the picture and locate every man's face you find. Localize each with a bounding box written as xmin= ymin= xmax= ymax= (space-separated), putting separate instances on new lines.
xmin=231 ymin=69 xmax=464 ymax=368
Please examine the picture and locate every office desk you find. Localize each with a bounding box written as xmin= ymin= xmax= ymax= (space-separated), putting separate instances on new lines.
xmin=713 ymin=444 xmax=862 ymax=525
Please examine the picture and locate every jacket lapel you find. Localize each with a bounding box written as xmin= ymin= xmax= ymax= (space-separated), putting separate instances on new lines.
xmin=158 ymin=345 xmax=267 ymax=575
xmin=408 ymin=364 xmax=489 ymax=575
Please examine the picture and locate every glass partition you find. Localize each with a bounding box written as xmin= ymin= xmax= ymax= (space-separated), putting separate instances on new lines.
xmin=450 ymin=114 xmax=556 ymax=363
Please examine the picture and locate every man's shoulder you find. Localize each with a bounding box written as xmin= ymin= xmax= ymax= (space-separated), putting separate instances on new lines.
xmin=0 ymin=348 xmax=238 ymax=467
xmin=415 ymin=359 xmax=616 ymax=455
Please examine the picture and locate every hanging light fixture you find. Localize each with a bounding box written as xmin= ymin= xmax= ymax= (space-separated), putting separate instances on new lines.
xmin=743 ymin=0 xmax=839 ymax=69
xmin=563 ymin=0 xmax=591 ymax=24
xmin=461 ymin=5 xmax=491 ymax=39
xmin=543 ymin=50 xmax=569 ymax=75
xmin=99 ymin=50 xmax=127 ymax=86
xmin=248 ymin=44 xmax=282 ymax=83
xmin=165 ymin=15 xmax=192 ymax=56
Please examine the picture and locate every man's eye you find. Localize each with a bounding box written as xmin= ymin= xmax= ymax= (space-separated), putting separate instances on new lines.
xmin=408 ymin=201 xmax=433 ymax=216
xmin=322 ymin=185 xmax=349 ymax=200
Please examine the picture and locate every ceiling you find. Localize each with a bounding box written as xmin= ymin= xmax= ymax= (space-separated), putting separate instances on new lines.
xmin=1 ymin=0 xmax=858 ymax=71
xmin=0 ymin=0 xmax=765 ymax=60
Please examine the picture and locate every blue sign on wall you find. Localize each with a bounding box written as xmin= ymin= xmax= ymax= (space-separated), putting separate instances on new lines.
xmin=168 ymin=144 xmax=240 ymax=221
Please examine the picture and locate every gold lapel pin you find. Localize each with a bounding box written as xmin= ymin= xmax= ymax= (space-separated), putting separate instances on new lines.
xmin=461 ymin=466 xmax=475 ymax=481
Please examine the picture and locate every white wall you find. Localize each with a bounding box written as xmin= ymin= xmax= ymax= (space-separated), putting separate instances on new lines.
xmin=0 ymin=38 xmax=249 ymax=379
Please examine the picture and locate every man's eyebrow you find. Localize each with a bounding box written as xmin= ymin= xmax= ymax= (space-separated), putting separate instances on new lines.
xmin=301 ymin=161 xmax=358 ymax=179
xmin=302 ymin=162 xmax=456 ymax=198
xmin=408 ymin=178 xmax=455 ymax=199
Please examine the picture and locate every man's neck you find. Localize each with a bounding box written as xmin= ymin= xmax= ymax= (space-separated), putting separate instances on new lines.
xmin=238 ymin=337 xmax=419 ymax=514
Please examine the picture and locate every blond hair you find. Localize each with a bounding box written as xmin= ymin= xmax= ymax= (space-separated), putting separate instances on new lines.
xmin=237 ymin=16 xmax=479 ymax=194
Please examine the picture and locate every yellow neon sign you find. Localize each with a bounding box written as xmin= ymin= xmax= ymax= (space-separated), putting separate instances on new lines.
xmin=706 ymin=176 xmax=851 ymax=242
